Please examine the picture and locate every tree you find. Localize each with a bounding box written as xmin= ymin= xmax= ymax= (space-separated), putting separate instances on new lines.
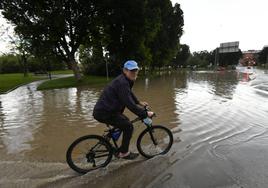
xmin=185 ymin=50 xmax=214 ymax=68
xmin=0 ymin=0 xmax=102 ymax=81
xmin=0 ymin=20 xmax=32 ymax=76
xmin=258 ymin=46 xmax=268 ymax=64
xmin=218 ymin=50 xmax=242 ymax=67
xmin=79 ymin=0 xmax=184 ymax=75
xmin=186 ymin=55 xmax=206 ymax=68
xmin=0 ymin=54 xmax=21 ymax=73
xmin=10 ymin=34 xmax=32 ymax=77
xmin=100 ymin=0 xmax=159 ymax=74
xmin=149 ymin=2 xmax=184 ymax=70
xmin=173 ymin=44 xmax=190 ymax=68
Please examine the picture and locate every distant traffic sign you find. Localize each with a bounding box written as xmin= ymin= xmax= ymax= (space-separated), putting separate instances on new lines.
xmin=219 ymin=41 xmax=239 ymax=53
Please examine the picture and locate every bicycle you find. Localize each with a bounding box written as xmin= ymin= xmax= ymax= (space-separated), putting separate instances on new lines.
xmin=66 ymin=107 xmax=173 ymax=174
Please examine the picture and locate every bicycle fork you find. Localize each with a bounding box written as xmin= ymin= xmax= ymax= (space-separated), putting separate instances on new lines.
xmin=148 ymin=128 xmax=158 ymax=145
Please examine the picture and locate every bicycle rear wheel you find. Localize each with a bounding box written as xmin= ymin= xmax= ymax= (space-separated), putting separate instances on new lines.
xmin=137 ymin=125 xmax=173 ymax=158
xmin=66 ymin=135 xmax=113 ymax=174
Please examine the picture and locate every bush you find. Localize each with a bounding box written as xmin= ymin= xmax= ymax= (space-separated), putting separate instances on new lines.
xmin=186 ymin=56 xmax=209 ymax=68
xmin=0 ymin=55 xmax=21 ymax=73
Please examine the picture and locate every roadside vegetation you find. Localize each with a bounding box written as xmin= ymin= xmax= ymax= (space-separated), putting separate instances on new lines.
xmin=37 ymin=75 xmax=109 ymax=90
xmin=0 ymin=70 xmax=74 ymax=93
xmin=0 ymin=73 xmax=45 ymax=93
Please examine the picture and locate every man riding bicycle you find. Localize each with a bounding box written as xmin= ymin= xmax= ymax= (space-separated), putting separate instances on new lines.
xmin=93 ymin=60 xmax=154 ymax=160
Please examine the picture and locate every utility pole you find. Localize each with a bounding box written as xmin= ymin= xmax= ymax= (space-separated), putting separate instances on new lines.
xmin=105 ymin=61 xmax=109 ymax=81
xmin=214 ymin=47 xmax=219 ymax=70
xmin=105 ymin=55 xmax=109 ymax=81
xmin=266 ymin=53 xmax=268 ymax=68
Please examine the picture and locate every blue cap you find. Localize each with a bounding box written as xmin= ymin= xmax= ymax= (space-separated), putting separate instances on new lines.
xmin=123 ymin=60 xmax=139 ymax=70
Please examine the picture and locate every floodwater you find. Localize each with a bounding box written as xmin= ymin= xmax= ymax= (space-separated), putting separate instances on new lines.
xmin=0 ymin=68 xmax=268 ymax=187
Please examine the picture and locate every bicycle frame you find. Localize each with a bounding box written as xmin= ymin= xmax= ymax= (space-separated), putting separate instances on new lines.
xmin=102 ymin=116 xmax=153 ymax=154
xmin=102 ymin=126 xmax=120 ymax=152
xmin=86 ymin=116 xmax=154 ymax=163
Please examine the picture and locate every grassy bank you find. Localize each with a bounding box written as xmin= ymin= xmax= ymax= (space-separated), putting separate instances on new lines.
xmin=50 ymin=70 xmax=73 ymax=74
xmin=37 ymin=75 xmax=110 ymax=90
xmin=0 ymin=73 xmax=45 ymax=93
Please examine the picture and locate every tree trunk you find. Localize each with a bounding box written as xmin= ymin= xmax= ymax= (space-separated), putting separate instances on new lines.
xmin=142 ymin=65 xmax=146 ymax=75
xmin=69 ymin=58 xmax=82 ymax=81
xmin=21 ymin=55 xmax=28 ymax=77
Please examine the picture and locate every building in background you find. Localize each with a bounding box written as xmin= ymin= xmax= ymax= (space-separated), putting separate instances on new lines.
xmin=239 ymin=50 xmax=260 ymax=66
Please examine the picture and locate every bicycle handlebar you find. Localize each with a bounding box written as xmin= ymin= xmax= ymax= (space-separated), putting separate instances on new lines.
xmin=144 ymin=105 xmax=156 ymax=117
xmin=130 ymin=105 xmax=156 ymax=124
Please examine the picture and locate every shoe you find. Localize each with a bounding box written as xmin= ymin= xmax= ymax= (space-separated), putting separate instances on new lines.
xmin=118 ymin=152 xmax=139 ymax=160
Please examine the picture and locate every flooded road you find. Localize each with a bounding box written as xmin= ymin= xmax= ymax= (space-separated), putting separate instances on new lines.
xmin=0 ymin=69 xmax=268 ymax=187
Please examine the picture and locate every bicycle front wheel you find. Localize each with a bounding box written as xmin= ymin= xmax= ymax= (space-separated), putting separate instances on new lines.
xmin=66 ymin=135 xmax=113 ymax=174
xmin=137 ymin=125 xmax=173 ymax=158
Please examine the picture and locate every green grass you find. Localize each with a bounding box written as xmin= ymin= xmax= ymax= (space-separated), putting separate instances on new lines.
xmin=37 ymin=75 xmax=110 ymax=90
xmin=0 ymin=73 xmax=45 ymax=93
xmin=50 ymin=70 xmax=73 ymax=74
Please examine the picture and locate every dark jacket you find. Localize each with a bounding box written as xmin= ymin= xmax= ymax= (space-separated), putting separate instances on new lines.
xmin=93 ymin=74 xmax=147 ymax=118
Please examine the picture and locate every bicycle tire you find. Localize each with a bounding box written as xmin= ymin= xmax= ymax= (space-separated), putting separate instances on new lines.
xmin=137 ymin=125 xmax=173 ymax=158
xmin=66 ymin=135 xmax=113 ymax=174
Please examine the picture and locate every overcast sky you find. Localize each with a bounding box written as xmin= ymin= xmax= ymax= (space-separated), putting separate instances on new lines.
xmin=172 ymin=0 xmax=268 ymax=52
xmin=0 ymin=14 xmax=11 ymax=54
xmin=1 ymin=1 xmax=268 ymax=54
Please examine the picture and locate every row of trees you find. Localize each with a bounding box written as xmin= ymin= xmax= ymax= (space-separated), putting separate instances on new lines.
xmin=173 ymin=48 xmax=242 ymax=69
xmin=0 ymin=0 xmax=184 ymax=79
xmin=3 ymin=44 xmax=267 ymax=74
xmin=186 ymin=47 xmax=268 ymax=69
xmin=0 ymin=54 xmax=65 ymax=74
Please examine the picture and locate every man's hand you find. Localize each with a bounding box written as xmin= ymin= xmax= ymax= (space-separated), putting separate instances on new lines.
xmin=139 ymin=101 xmax=148 ymax=107
xmin=147 ymin=111 xmax=154 ymax=117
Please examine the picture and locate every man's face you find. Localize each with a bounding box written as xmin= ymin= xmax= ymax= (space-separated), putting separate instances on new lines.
xmin=123 ymin=68 xmax=139 ymax=81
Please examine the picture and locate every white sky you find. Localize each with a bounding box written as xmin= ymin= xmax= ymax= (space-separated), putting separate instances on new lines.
xmin=0 ymin=15 xmax=12 ymax=54
xmin=172 ymin=0 xmax=268 ymax=52
xmin=1 ymin=1 xmax=268 ymax=54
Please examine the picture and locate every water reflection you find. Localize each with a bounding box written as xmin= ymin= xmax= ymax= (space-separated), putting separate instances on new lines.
xmin=135 ymin=72 xmax=188 ymax=128
xmin=0 ymin=82 xmax=44 ymax=154
xmin=0 ymin=100 xmax=5 ymax=139
xmin=41 ymin=87 xmax=100 ymax=127
xmin=188 ymin=70 xmax=239 ymax=99
xmin=22 ymin=87 xmax=101 ymax=161
xmin=0 ymin=101 xmax=3 ymax=127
